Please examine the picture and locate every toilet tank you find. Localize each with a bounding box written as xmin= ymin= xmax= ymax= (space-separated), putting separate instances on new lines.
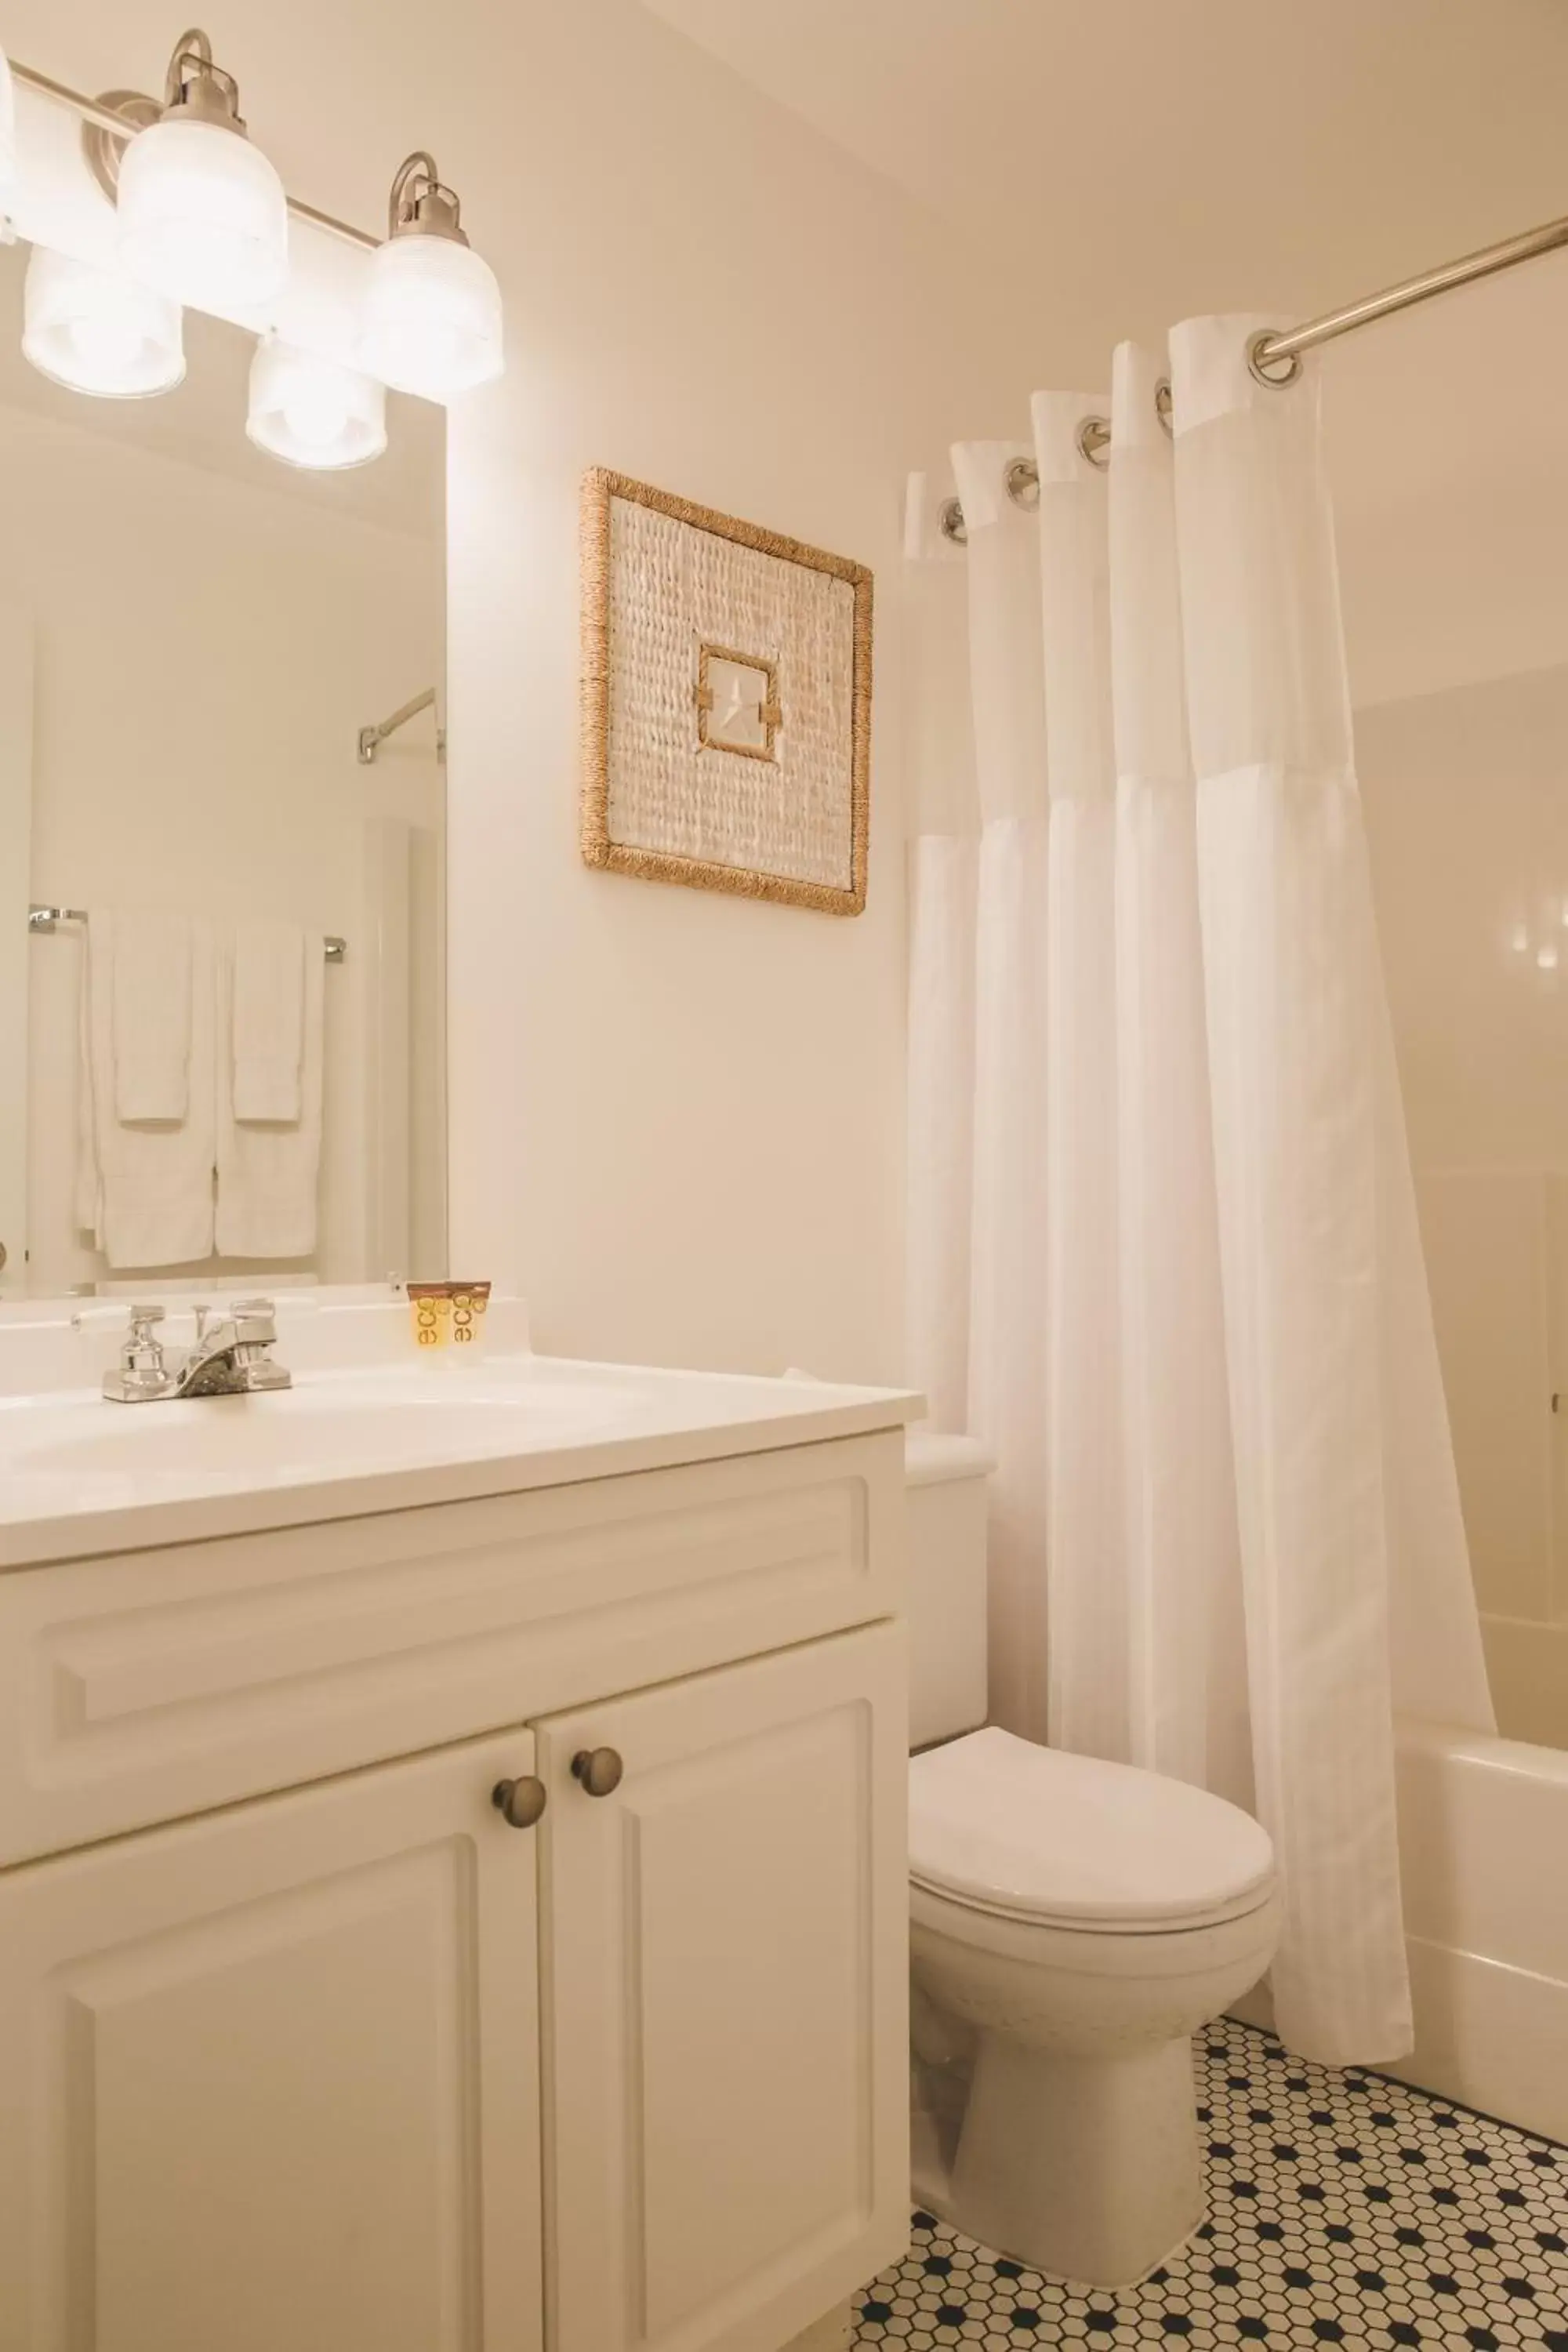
xmin=906 ymin=1432 xmax=993 ymax=1751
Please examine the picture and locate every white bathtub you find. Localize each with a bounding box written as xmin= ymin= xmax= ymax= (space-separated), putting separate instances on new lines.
xmin=1234 ymin=1720 xmax=1568 ymax=2140
xmin=1387 ymin=1718 xmax=1568 ymax=2142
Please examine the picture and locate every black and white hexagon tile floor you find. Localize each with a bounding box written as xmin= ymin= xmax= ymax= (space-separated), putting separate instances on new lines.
xmin=855 ymin=2020 xmax=1566 ymax=2349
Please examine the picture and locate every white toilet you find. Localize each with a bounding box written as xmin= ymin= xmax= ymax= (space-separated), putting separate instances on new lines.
xmin=905 ymin=1434 xmax=1281 ymax=2291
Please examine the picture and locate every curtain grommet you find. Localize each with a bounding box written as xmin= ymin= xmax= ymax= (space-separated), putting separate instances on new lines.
xmin=1077 ymin=416 xmax=1111 ymax=470
xmin=1247 ymin=329 xmax=1303 ymax=388
xmin=1005 ymin=457 xmax=1040 ymax=510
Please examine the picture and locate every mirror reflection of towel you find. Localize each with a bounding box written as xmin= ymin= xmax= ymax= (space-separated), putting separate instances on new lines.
xmin=111 ymin=915 xmax=193 ymax=1123
xmin=76 ymin=909 xmax=216 ymax=1269
xmin=232 ymin=920 xmax=306 ymax=1123
xmin=216 ymin=935 xmax=325 ymax=1261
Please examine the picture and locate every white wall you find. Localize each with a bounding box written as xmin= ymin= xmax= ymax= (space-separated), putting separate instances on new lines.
xmin=435 ymin=2 xmax=1029 ymax=1378
xmin=1 ymin=0 xmax=1034 ymax=1380
xmin=8 ymin=381 xmax=441 ymax=1293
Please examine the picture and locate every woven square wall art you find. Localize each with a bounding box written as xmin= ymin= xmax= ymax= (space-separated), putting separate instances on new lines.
xmin=580 ymin=468 xmax=873 ymax=915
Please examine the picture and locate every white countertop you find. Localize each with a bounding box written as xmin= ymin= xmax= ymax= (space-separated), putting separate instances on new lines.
xmin=0 ymin=1346 xmax=920 ymax=1571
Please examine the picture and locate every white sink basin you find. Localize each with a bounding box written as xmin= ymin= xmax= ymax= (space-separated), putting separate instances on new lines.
xmin=0 ymin=1363 xmax=652 ymax=1519
xmin=0 ymin=1333 xmax=917 ymax=1570
xmin=12 ymin=1378 xmax=633 ymax=1482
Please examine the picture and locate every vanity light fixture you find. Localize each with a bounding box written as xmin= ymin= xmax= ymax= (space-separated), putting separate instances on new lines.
xmin=360 ymin=152 xmax=503 ymax=400
xmin=5 ymin=38 xmax=506 ymax=441
xmin=22 ymin=245 xmax=186 ymax=397
xmin=115 ymin=27 xmax=289 ymax=312
xmin=246 ymin=335 xmax=387 ymax=470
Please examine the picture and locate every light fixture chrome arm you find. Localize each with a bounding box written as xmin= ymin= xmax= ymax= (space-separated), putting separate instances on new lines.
xmin=163 ymin=27 xmax=212 ymax=111
xmin=7 ymin=53 xmax=379 ymax=252
xmin=8 ymin=61 xmax=150 ymax=145
xmin=384 ymin=150 xmax=470 ymax=246
xmin=388 ymin=151 xmax=439 ymax=237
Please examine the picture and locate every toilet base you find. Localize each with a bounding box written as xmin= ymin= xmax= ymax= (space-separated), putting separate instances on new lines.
xmin=947 ymin=2029 xmax=1204 ymax=2288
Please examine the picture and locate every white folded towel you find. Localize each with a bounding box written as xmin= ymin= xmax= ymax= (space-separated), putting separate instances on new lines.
xmin=215 ymin=934 xmax=325 ymax=1260
xmin=108 ymin=913 xmax=193 ymax=1122
xmin=77 ymin=914 xmax=216 ymax=1269
xmin=232 ymin=920 xmax=306 ymax=1122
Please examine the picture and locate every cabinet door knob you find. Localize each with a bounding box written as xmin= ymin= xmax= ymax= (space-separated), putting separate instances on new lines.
xmin=492 ymin=1775 xmax=548 ymax=1828
xmin=571 ymin=1747 xmax=624 ymax=1798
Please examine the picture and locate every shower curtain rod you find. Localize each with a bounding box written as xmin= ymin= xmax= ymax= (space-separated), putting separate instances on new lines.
xmin=357 ymin=687 xmax=444 ymax=767
xmin=936 ymin=203 xmax=1568 ymax=543
xmin=358 ymin=687 xmax=444 ymax=766
xmin=1249 ymin=203 xmax=1568 ymax=381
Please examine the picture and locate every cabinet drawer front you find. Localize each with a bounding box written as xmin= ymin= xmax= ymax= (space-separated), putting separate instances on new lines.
xmin=536 ymin=1622 xmax=909 ymax=2352
xmin=0 ymin=1726 xmax=543 ymax=2352
xmin=0 ymin=1433 xmax=905 ymax=1866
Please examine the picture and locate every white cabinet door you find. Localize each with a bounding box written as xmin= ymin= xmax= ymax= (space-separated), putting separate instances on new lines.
xmin=0 ymin=1728 xmax=544 ymax=2352
xmin=538 ymin=1622 xmax=908 ymax=2352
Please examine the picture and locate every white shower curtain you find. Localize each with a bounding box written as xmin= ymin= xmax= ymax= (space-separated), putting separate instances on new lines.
xmin=905 ymin=316 xmax=1495 ymax=2067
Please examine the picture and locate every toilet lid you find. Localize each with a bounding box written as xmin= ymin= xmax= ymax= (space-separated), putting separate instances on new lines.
xmin=909 ymin=1728 xmax=1276 ymax=1931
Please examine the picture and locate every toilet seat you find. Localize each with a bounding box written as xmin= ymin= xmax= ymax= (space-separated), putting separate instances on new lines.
xmin=910 ymin=1727 xmax=1276 ymax=1935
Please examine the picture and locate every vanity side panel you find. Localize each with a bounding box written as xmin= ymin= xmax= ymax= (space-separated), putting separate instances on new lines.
xmin=0 ymin=1434 xmax=906 ymax=1867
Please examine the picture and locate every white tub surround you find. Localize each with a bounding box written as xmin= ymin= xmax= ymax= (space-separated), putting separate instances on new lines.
xmin=1391 ymin=1719 xmax=1568 ymax=2146
xmin=1232 ymin=1716 xmax=1568 ymax=2147
xmin=0 ymin=1297 xmax=917 ymax=2352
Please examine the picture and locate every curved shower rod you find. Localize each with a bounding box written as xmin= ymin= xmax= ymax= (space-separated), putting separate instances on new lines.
xmin=935 ymin=199 xmax=1568 ymax=542
xmin=1248 ymin=205 xmax=1568 ymax=383
xmin=358 ymin=687 xmax=445 ymax=767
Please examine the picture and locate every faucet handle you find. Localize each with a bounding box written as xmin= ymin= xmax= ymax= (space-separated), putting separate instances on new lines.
xmin=230 ymin=1298 xmax=278 ymax=1344
xmin=118 ymin=1303 xmax=168 ymax=1385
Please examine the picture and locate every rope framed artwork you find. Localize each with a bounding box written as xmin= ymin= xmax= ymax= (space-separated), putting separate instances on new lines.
xmin=580 ymin=467 xmax=873 ymax=915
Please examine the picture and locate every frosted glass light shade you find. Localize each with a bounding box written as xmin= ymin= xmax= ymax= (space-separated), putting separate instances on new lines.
xmin=360 ymin=233 xmax=503 ymax=399
xmin=23 ymin=248 xmax=185 ymax=398
xmin=117 ymin=116 xmax=289 ymax=311
xmin=247 ymin=337 xmax=387 ymax=470
xmin=0 ymin=46 xmax=16 ymax=212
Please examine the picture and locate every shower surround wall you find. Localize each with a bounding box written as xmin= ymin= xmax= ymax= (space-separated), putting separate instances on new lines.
xmin=1360 ymin=662 xmax=1568 ymax=1751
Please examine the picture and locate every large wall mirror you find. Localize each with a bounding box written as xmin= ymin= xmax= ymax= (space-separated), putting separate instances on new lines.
xmin=0 ymin=231 xmax=446 ymax=1300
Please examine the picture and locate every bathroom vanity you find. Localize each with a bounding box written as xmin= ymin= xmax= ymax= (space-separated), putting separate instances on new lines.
xmin=0 ymin=1301 xmax=916 ymax=2352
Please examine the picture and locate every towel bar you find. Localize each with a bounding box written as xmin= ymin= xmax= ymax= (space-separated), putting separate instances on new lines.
xmin=28 ymin=907 xmax=347 ymax=963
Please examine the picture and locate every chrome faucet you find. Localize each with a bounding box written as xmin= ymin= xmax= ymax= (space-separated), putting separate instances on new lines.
xmin=103 ymin=1300 xmax=293 ymax=1403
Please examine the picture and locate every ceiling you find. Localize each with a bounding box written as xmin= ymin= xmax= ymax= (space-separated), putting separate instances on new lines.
xmin=640 ymin=0 xmax=1568 ymax=373
xmin=644 ymin=0 xmax=1568 ymax=706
